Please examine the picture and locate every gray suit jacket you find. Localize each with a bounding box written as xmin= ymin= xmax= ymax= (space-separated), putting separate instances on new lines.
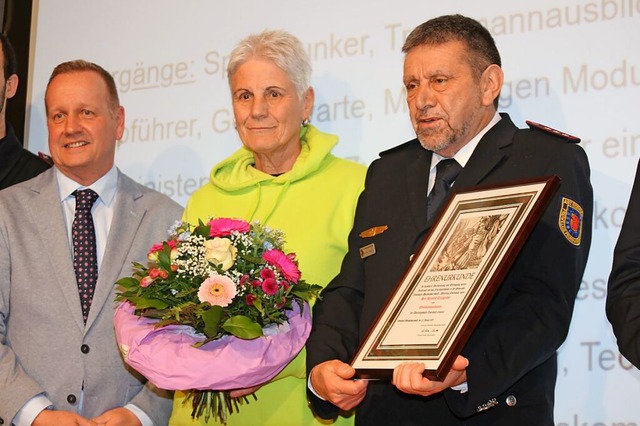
xmin=0 ymin=168 xmax=183 ymax=425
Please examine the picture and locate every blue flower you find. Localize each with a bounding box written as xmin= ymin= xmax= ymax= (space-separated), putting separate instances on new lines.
xmin=168 ymin=220 xmax=183 ymax=236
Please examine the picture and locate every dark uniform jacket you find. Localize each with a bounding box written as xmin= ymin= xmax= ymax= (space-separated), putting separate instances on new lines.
xmin=607 ymin=157 xmax=640 ymax=368
xmin=0 ymin=124 xmax=51 ymax=190
xmin=307 ymin=113 xmax=592 ymax=426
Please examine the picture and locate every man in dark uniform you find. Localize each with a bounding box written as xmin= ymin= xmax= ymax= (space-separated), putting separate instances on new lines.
xmin=307 ymin=14 xmax=592 ymax=426
xmin=0 ymin=34 xmax=51 ymax=190
xmin=607 ymin=161 xmax=640 ymax=368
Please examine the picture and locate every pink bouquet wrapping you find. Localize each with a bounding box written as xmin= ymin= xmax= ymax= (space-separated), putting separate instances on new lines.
xmin=114 ymin=301 xmax=311 ymax=390
xmin=113 ymin=218 xmax=321 ymax=423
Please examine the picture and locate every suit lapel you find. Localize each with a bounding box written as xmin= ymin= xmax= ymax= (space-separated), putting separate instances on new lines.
xmin=86 ymin=172 xmax=146 ymax=329
xmin=454 ymin=113 xmax=517 ymax=190
xmin=406 ymin=145 xmax=433 ymax=233
xmin=28 ymin=170 xmax=86 ymax=331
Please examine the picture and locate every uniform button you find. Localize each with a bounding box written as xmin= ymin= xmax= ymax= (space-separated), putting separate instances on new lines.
xmin=81 ymin=344 xmax=90 ymax=354
xmin=67 ymin=394 xmax=77 ymax=404
xmin=505 ymin=395 xmax=517 ymax=407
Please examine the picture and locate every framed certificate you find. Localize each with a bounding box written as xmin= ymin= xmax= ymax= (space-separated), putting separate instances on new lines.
xmin=351 ymin=176 xmax=560 ymax=380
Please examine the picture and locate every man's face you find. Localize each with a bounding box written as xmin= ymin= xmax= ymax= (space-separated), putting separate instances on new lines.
xmin=403 ymin=40 xmax=496 ymax=157
xmin=46 ymin=71 xmax=124 ymax=185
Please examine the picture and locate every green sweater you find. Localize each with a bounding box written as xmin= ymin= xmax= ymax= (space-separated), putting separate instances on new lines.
xmin=170 ymin=125 xmax=366 ymax=426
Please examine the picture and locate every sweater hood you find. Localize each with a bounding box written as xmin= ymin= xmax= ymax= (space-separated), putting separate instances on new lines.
xmin=209 ymin=124 xmax=338 ymax=191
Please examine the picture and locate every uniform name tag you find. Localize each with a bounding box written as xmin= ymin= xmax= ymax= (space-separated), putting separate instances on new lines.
xmin=359 ymin=243 xmax=376 ymax=259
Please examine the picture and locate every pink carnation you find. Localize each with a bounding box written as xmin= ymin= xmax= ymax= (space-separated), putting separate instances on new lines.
xmin=261 ymin=278 xmax=279 ymax=296
xmin=260 ymin=269 xmax=275 ymax=280
xmin=245 ymin=293 xmax=256 ymax=306
xmin=239 ymin=274 xmax=250 ymax=286
xmin=208 ymin=218 xmax=250 ymax=237
xmin=262 ymin=249 xmax=300 ymax=283
xmin=148 ymin=240 xmax=178 ymax=262
xmin=149 ymin=239 xmax=177 ymax=254
xmin=148 ymin=268 xmax=168 ymax=280
xmin=197 ymin=274 xmax=237 ymax=307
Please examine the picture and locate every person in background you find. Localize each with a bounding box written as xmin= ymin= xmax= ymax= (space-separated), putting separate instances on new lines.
xmin=306 ymin=14 xmax=592 ymax=426
xmin=607 ymin=158 xmax=640 ymax=368
xmin=0 ymin=60 xmax=182 ymax=426
xmin=0 ymin=33 xmax=50 ymax=190
xmin=169 ymin=29 xmax=366 ymax=426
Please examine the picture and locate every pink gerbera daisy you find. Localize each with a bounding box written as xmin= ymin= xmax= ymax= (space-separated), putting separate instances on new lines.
xmin=197 ymin=274 xmax=237 ymax=307
xmin=262 ymin=249 xmax=300 ymax=283
xmin=208 ymin=218 xmax=250 ymax=237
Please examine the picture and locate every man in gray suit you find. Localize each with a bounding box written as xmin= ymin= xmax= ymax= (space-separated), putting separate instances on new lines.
xmin=0 ymin=60 xmax=182 ymax=425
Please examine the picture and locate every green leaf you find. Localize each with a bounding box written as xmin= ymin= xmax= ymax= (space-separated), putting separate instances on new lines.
xmin=154 ymin=318 xmax=180 ymax=327
xmin=194 ymin=222 xmax=210 ymax=238
xmin=127 ymin=296 xmax=169 ymax=309
xmin=116 ymin=277 xmax=140 ymax=289
xmin=223 ymin=315 xmax=263 ymax=339
xmin=295 ymin=281 xmax=323 ymax=292
xmin=238 ymin=253 xmax=264 ymax=265
xmin=252 ymin=298 xmax=264 ymax=315
xmin=143 ymin=308 xmax=171 ymax=319
xmin=157 ymin=246 xmax=172 ymax=270
xmin=291 ymin=282 xmax=323 ymax=302
xmin=201 ymin=306 xmax=223 ymax=338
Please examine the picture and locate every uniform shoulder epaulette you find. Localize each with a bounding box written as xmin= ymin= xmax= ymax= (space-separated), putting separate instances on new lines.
xmin=525 ymin=120 xmax=581 ymax=143
xmin=379 ymin=138 xmax=420 ymax=156
xmin=38 ymin=152 xmax=54 ymax=166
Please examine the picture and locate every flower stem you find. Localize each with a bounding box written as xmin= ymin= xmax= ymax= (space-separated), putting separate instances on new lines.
xmin=184 ymin=390 xmax=257 ymax=424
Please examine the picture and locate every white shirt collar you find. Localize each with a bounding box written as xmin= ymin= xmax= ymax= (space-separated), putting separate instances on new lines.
xmin=55 ymin=165 xmax=119 ymax=207
xmin=432 ymin=112 xmax=502 ymax=167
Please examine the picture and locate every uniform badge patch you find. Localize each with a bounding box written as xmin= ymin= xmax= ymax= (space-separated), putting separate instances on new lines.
xmin=558 ymin=197 xmax=583 ymax=246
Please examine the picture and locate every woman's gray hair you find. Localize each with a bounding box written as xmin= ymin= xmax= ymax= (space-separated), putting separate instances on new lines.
xmin=227 ymin=29 xmax=312 ymax=100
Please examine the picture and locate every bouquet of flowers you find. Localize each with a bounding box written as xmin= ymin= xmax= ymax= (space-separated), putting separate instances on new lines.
xmin=113 ymin=218 xmax=322 ymax=424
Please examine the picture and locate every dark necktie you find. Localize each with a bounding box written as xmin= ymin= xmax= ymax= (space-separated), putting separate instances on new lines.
xmin=72 ymin=189 xmax=99 ymax=323
xmin=427 ymin=158 xmax=462 ymax=223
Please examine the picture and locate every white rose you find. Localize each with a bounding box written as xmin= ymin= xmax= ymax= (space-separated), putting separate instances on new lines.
xmin=204 ymin=238 xmax=237 ymax=271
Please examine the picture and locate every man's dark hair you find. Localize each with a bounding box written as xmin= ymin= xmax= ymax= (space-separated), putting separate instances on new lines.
xmin=402 ymin=14 xmax=501 ymax=80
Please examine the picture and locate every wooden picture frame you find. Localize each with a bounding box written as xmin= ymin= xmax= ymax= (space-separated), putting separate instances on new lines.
xmin=351 ymin=176 xmax=560 ymax=380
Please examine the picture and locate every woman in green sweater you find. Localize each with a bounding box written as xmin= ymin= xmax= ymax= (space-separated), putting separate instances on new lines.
xmin=169 ymin=29 xmax=366 ymax=426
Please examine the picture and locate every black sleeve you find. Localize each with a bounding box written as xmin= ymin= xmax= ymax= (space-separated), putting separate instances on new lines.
xmin=607 ymin=157 xmax=640 ymax=368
